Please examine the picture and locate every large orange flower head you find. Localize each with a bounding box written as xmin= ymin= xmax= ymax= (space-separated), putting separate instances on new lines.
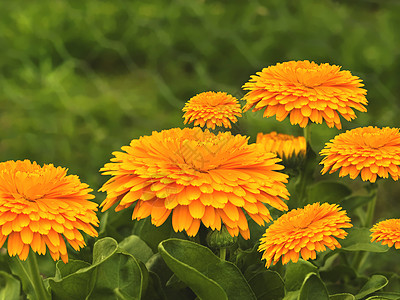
xmin=242 ymin=60 xmax=367 ymax=129
xmin=320 ymin=126 xmax=400 ymax=182
xmin=256 ymin=132 xmax=306 ymax=167
xmin=0 ymin=160 xmax=99 ymax=263
xmin=182 ymin=91 xmax=242 ymax=129
xmin=371 ymin=219 xmax=400 ymax=249
xmin=99 ymin=127 xmax=289 ymax=239
xmin=259 ymin=202 xmax=352 ymax=268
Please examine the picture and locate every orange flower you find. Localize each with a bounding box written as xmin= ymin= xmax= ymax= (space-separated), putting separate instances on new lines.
xmin=99 ymin=127 xmax=289 ymax=239
xmin=320 ymin=127 xmax=400 ymax=182
xmin=242 ymin=60 xmax=367 ymax=129
xmin=256 ymin=132 xmax=306 ymax=161
xmin=259 ymin=202 xmax=352 ymax=268
xmin=182 ymin=91 xmax=242 ymax=129
xmin=0 ymin=160 xmax=99 ymax=263
xmin=371 ymin=219 xmax=400 ymax=249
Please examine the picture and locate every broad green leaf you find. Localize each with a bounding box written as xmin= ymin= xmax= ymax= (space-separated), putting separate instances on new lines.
xmin=285 ymin=259 xmax=318 ymax=291
xmin=306 ymin=181 xmax=352 ymax=205
xmin=0 ymin=271 xmax=21 ymax=300
xmin=159 ymin=238 xmax=256 ymax=300
xmin=244 ymin=267 xmax=284 ymax=300
xmin=49 ymin=260 xmax=93 ymax=300
xmin=146 ymin=253 xmax=174 ymax=286
xmin=320 ymin=265 xmax=357 ymax=283
xmin=132 ymin=217 xmax=175 ymax=253
xmin=87 ymin=252 xmax=147 ymax=300
xmin=367 ymin=292 xmax=400 ymax=299
xmin=330 ymin=293 xmax=355 ymax=300
xmin=119 ymin=235 xmax=154 ymax=263
xmin=340 ymin=195 xmax=374 ymax=212
xmin=341 ymin=228 xmax=389 ymax=253
xmin=355 ymin=275 xmax=389 ymax=300
xmin=49 ymin=237 xmax=147 ymax=300
xmin=92 ymin=237 xmax=119 ymax=265
xmin=299 ymin=273 xmax=329 ymax=300
xmin=142 ymin=271 xmax=166 ymax=300
xmin=283 ymin=290 xmax=300 ymax=300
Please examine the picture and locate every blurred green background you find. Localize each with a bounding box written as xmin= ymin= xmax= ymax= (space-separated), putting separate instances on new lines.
xmin=1 ymin=0 xmax=400 ymax=213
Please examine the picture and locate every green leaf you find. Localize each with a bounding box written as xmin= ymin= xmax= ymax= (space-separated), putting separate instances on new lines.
xmin=299 ymin=273 xmax=329 ymax=300
xmin=132 ymin=217 xmax=175 ymax=253
xmin=49 ymin=260 xmax=94 ymax=300
xmin=49 ymin=237 xmax=147 ymax=300
xmin=87 ymin=252 xmax=147 ymax=300
xmin=330 ymin=293 xmax=355 ymax=300
xmin=340 ymin=195 xmax=374 ymax=212
xmin=285 ymin=259 xmax=318 ymax=292
xmin=341 ymin=228 xmax=389 ymax=252
xmin=244 ymin=267 xmax=284 ymax=300
xmin=142 ymin=271 xmax=166 ymax=300
xmin=0 ymin=271 xmax=21 ymax=300
xmin=119 ymin=235 xmax=154 ymax=263
xmin=283 ymin=290 xmax=300 ymax=300
xmin=367 ymin=292 xmax=400 ymax=299
xmin=159 ymin=238 xmax=256 ymax=300
xmin=306 ymin=181 xmax=352 ymax=205
xmin=145 ymin=253 xmax=174 ymax=286
xmin=355 ymin=275 xmax=389 ymax=300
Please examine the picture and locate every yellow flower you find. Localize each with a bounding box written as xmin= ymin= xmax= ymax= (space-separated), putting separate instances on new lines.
xmin=256 ymin=132 xmax=306 ymax=161
xmin=320 ymin=126 xmax=400 ymax=182
xmin=371 ymin=219 xmax=400 ymax=249
xmin=242 ymin=60 xmax=367 ymax=129
xmin=182 ymin=91 xmax=242 ymax=129
xmin=99 ymin=127 xmax=289 ymax=239
xmin=0 ymin=160 xmax=99 ymax=263
xmin=259 ymin=202 xmax=352 ymax=268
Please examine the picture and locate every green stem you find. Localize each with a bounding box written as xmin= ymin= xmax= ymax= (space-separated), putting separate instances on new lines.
xmin=26 ymin=254 xmax=50 ymax=300
xmin=352 ymin=184 xmax=378 ymax=272
xmin=219 ymin=248 xmax=226 ymax=261
xmin=303 ymin=125 xmax=312 ymax=146
xmin=364 ymin=187 xmax=378 ymax=227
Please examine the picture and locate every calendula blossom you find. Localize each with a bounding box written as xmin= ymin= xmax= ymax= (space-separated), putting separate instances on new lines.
xmin=371 ymin=219 xmax=400 ymax=249
xmin=0 ymin=160 xmax=99 ymax=263
xmin=100 ymin=127 xmax=289 ymax=239
xmin=256 ymin=131 xmax=306 ymax=161
xmin=242 ymin=60 xmax=367 ymax=129
xmin=259 ymin=202 xmax=352 ymax=268
xmin=320 ymin=126 xmax=400 ymax=182
xmin=182 ymin=91 xmax=242 ymax=129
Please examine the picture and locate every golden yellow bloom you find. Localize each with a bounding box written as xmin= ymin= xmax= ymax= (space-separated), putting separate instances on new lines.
xmin=0 ymin=160 xmax=99 ymax=263
xmin=256 ymin=132 xmax=306 ymax=161
xmin=320 ymin=127 xmax=400 ymax=183
xmin=182 ymin=91 xmax=242 ymax=129
xmin=242 ymin=60 xmax=367 ymax=129
xmin=371 ymin=219 xmax=400 ymax=248
xmin=259 ymin=202 xmax=352 ymax=268
xmin=100 ymin=127 xmax=289 ymax=239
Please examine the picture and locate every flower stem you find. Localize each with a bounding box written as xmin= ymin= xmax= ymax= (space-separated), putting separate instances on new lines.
xmin=219 ymin=248 xmax=226 ymax=261
xmin=364 ymin=186 xmax=378 ymax=227
xmin=26 ymin=254 xmax=50 ymax=300
xmin=352 ymin=183 xmax=378 ymax=272
xmin=303 ymin=125 xmax=312 ymax=146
